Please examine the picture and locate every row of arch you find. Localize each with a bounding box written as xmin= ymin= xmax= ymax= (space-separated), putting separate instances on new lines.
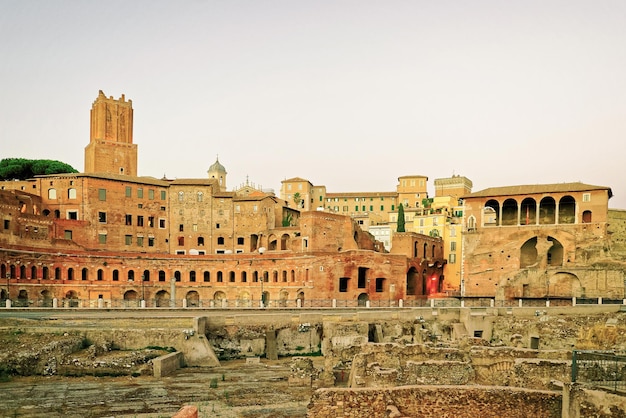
xmin=473 ymin=195 xmax=592 ymax=228
xmin=0 ymin=264 xmax=299 ymax=284
xmin=0 ymin=288 xmax=307 ymax=308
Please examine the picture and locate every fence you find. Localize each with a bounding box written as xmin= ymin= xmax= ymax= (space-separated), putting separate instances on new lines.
xmin=0 ymin=296 xmax=623 ymax=310
xmin=572 ymin=350 xmax=626 ymax=392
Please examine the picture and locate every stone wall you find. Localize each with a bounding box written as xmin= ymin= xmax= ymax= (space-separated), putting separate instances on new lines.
xmin=307 ymin=385 xmax=562 ymax=418
xmin=153 ymin=351 xmax=184 ymax=377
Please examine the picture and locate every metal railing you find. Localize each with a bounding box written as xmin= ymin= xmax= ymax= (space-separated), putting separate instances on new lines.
xmin=0 ymin=296 xmax=623 ymax=310
xmin=572 ymin=350 xmax=626 ymax=392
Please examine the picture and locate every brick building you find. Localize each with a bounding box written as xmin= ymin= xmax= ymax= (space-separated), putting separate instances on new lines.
xmin=0 ymin=91 xmax=445 ymax=307
xmin=460 ymin=183 xmax=623 ymax=301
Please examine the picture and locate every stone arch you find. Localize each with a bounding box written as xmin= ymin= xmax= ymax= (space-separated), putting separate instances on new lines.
xmin=539 ymin=196 xmax=556 ymax=225
xmin=582 ymin=210 xmax=592 ymax=223
xmin=484 ymin=200 xmax=499 ymax=226
xmin=213 ymin=291 xmax=226 ymax=301
xmin=65 ymin=290 xmax=79 ymax=307
xmin=155 ymin=290 xmax=170 ymax=307
xmin=296 ymin=289 xmax=305 ymax=306
xmin=41 ymin=289 xmax=53 ymax=307
xmin=520 ymin=237 xmax=538 ymax=268
xmin=520 ymin=197 xmax=537 ymax=225
xmin=124 ymin=290 xmax=138 ymax=301
xmin=406 ymin=266 xmax=419 ymax=296
xmin=547 ymin=236 xmax=564 ymax=266
xmin=279 ymin=289 xmax=289 ymax=307
xmin=548 ymin=272 xmax=582 ymax=298
xmin=501 ymin=198 xmax=518 ymax=226
xmin=268 ymin=234 xmax=278 ymax=250
xmin=559 ymin=196 xmax=576 ymax=224
xmin=280 ymin=233 xmax=290 ymax=250
xmin=17 ymin=289 xmax=29 ymax=307
xmin=186 ymin=290 xmax=200 ymax=307
xmin=357 ymin=293 xmax=369 ymax=307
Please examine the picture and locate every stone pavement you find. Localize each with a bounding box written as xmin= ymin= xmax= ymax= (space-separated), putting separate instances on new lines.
xmin=0 ymin=358 xmax=316 ymax=417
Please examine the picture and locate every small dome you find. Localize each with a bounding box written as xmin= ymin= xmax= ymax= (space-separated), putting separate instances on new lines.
xmin=208 ymin=157 xmax=226 ymax=174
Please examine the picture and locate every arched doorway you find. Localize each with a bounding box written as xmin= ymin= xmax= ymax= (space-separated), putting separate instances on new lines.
xmin=65 ymin=290 xmax=79 ymax=308
xmin=296 ymin=290 xmax=305 ymax=307
xmin=155 ymin=290 xmax=170 ymax=307
xmin=239 ymin=290 xmax=251 ymax=307
xmin=357 ymin=293 xmax=369 ymax=307
xmin=186 ymin=290 xmax=200 ymax=307
xmin=41 ymin=289 xmax=53 ymax=307
xmin=279 ymin=289 xmax=288 ymax=307
xmin=17 ymin=290 xmax=29 ymax=307
xmin=406 ymin=267 xmax=418 ymax=296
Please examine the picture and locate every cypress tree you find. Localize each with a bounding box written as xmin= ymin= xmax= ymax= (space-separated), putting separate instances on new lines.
xmin=397 ymin=203 xmax=406 ymax=232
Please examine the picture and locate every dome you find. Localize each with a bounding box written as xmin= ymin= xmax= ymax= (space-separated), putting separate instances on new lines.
xmin=208 ymin=157 xmax=227 ymax=174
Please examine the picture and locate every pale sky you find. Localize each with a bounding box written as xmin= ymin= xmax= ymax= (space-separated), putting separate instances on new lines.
xmin=1 ymin=1 xmax=625 ymax=208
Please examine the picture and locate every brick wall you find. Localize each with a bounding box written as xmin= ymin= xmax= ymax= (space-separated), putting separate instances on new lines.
xmin=307 ymin=385 xmax=562 ymax=418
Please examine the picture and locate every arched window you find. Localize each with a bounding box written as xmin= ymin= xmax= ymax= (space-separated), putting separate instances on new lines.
xmin=48 ymin=188 xmax=57 ymax=199
xmin=217 ymin=237 xmax=225 ymax=245
xmin=68 ymin=188 xmax=77 ymax=199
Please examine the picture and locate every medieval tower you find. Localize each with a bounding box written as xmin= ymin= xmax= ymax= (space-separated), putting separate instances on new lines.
xmin=84 ymin=90 xmax=137 ymax=176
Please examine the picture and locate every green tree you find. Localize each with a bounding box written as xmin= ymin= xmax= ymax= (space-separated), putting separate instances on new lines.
xmin=397 ymin=203 xmax=406 ymax=232
xmin=293 ymin=192 xmax=302 ymax=208
xmin=0 ymin=158 xmax=78 ymax=180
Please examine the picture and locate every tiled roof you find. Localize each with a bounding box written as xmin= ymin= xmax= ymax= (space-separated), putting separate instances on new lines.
xmin=464 ymin=183 xmax=612 ymax=199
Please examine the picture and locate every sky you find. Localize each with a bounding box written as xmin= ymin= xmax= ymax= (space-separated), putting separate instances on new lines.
xmin=1 ymin=1 xmax=625 ymax=208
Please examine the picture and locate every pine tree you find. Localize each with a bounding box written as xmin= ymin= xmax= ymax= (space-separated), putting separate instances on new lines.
xmin=397 ymin=203 xmax=406 ymax=232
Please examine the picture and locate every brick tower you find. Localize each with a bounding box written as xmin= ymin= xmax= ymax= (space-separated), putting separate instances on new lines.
xmin=84 ymin=90 xmax=137 ymax=176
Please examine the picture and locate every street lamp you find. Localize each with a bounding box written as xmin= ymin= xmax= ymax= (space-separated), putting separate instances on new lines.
xmin=6 ymin=272 xmax=10 ymax=303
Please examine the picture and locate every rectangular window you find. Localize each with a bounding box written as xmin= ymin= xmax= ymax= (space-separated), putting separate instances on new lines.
xmin=179 ymin=224 xmax=184 ymax=232
xmin=98 ymin=212 xmax=107 ymax=223
xmin=159 ymin=218 xmax=166 ymax=228
xmin=343 ymin=206 xmax=348 ymax=212
xmin=148 ymin=216 xmax=154 ymax=227
xmin=125 ymin=214 xmax=132 ymax=225
xmin=148 ymin=189 xmax=154 ymax=200
xmin=125 ymin=235 xmax=132 ymax=245
xmin=355 ymin=205 xmax=359 ymax=211
xmin=98 ymin=188 xmax=106 ymax=201
xmin=192 ymin=224 xmax=198 ymax=232
xmin=380 ymin=205 xmax=384 ymax=211
xmin=64 ymin=230 xmax=72 ymax=240
xmin=67 ymin=210 xmax=78 ymax=220
xmin=450 ymin=227 xmax=456 ymax=237
xmin=370 ymin=205 xmax=373 ymax=211
xmin=449 ymin=253 xmax=456 ymax=264
xmin=450 ymin=241 xmax=457 ymax=251
xmin=4 ymin=220 xmax=10 ymax=229
xmin=582 ymin=193 xmax=591 ymax=202
xmin=137 ymin=188 xmax=143 ymax=198
xmin=391 ymin=205 xmax=395 ymax=211
xmin=137 ymin=216 xmax=144 ymax=227
xmin=237 ymin=237 xmax=244 ymax=245
xmin=98 ymin=234 xmax=107 ymax=244
xmin=137 ymin=236 xmax=144 ymax=247
xmin=160 ymin=191 xmax=166 ymax=200
xmin=148 ymin=237 xmax=155 ymax=247
xmin=125 ymin=186 xmax=132 ymax=197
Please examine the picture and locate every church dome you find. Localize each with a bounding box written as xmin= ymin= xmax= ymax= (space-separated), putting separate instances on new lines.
xmin=208 ymin=158 xmax=226 ymax=174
